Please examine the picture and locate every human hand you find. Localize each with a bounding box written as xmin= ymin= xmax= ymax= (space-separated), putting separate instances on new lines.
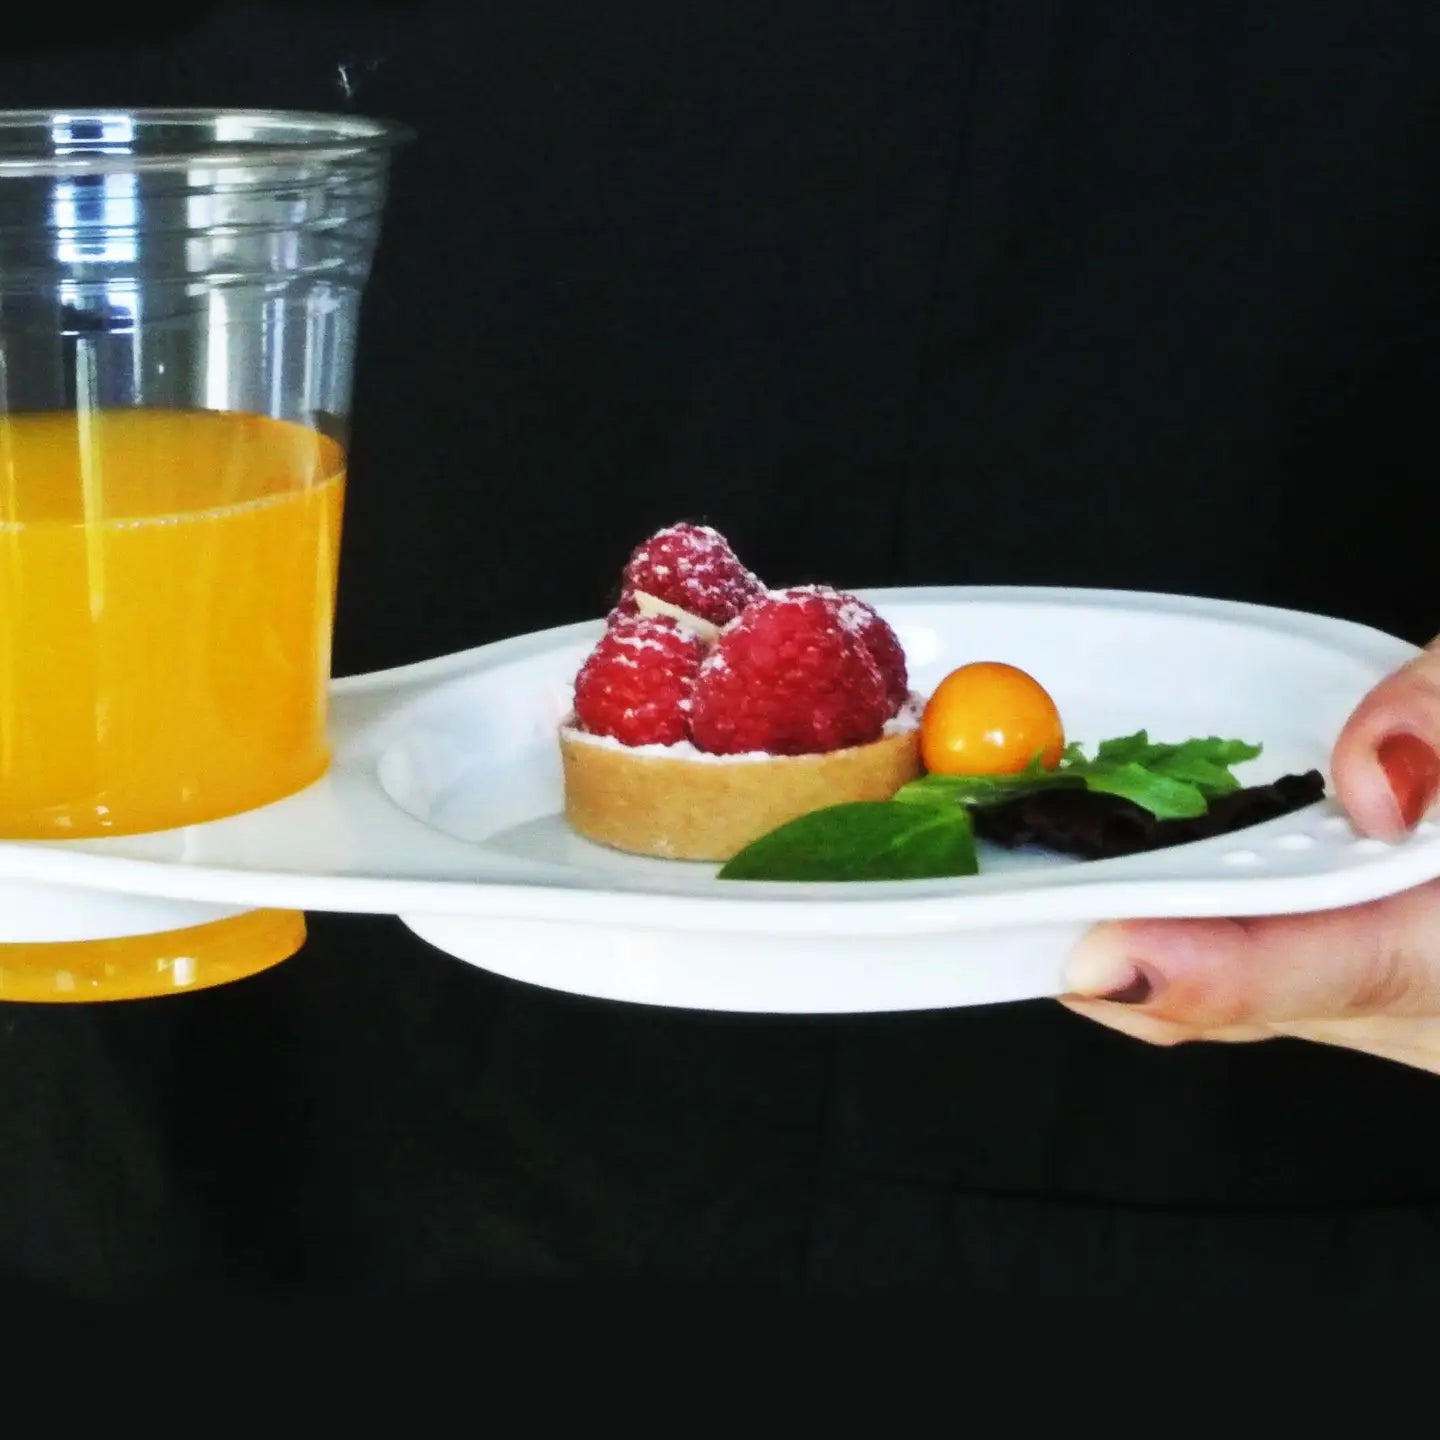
xmin=1061 ymin=638 xmax=1440 ymax=1073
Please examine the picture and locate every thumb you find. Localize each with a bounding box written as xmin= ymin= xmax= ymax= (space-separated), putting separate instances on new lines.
xmin=1062 ymin=879 xmax=1440 ymax=1028
xmin=1332 ymin=634 xmax=1440 ymax=838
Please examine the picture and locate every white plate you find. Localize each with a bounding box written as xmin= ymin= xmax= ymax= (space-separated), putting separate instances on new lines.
xmin=0 ymin=586 xmax=1435 ymax=1013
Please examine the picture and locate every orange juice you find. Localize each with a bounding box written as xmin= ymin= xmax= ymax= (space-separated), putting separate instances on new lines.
xmin=0 ymin=408 xmax=345 ymax=1000
xmin=0 ymin=909 xmax=310 ymax=1003
xmin=0 ymin=408 xmax=345 ymax=836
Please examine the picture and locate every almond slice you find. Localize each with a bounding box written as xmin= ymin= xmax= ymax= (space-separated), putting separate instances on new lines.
xmin=632 ymin=590 xmax=722 ymax=643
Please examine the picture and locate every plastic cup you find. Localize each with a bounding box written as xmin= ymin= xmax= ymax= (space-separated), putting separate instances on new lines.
xmin=0 ymin=109 xmax=407 ymax=999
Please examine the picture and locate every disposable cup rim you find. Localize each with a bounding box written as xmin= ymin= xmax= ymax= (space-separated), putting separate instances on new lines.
xmin=0 ymin=108 xmax=413 ymax=178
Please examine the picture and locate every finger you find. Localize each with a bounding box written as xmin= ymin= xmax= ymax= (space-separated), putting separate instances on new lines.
xmin=1279 ymin=1015 xmax=1440 ymax=1075
xmin=1062 ymin=880 xmax=1440 ymax=1028
xmin=1061 ymin=996 xmax=1440 ymax=1073
xmin=1058 ymin=995 xmax=1274 ymax=1046
xmin=1331 ymin=635 xmax=1440 ymax=838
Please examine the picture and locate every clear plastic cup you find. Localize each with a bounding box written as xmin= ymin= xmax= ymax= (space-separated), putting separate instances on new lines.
xmin=0 ymin=109 xmax=408 ymax=999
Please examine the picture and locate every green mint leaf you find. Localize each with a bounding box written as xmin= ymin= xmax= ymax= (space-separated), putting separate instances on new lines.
xmin=1091 ymin=731 xmax=1154 ymax=764
xmin=1200 ymin=738 xmax=1264 ymax=765
xmin=893 ymin=769 xmax=1081 ymax=808
xmin=1143 ymin=737 xmax=1263 ymax=796
xmin=1078 ymin=761 xmax=1210 ymax=819
xmin=1092 ymin=733 xmax=1260 ymax=779
xmin=894 ymin=732 xmax=1264 ymax=820
xmin=718 ymin=801 xmax=978 ymax=882
xmin=1147 ymin=753 xmax=1238 ymax=795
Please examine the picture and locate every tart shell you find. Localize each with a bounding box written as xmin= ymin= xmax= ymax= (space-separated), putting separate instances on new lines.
xmin=559 ymin=723 xmax=923 ymax=862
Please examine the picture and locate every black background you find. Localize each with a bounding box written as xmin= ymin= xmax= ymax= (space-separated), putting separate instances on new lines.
xmin=2 ymin=1 xmax=1440 ymax=1307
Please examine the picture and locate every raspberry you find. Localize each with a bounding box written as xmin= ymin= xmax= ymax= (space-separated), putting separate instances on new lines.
xmin=572 ymin=614 xmax=703 ymax=747
xmin=789 ymin=584 xmax=909 ymax=711
xmin=688 ymin=590 xmax=891 ymax=755
xmin=613 ymin=522 xmax=764 ymax=628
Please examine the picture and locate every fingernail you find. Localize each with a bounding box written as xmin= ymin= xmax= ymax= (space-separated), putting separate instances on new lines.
xmin=1065 ymin=940 xmax=1155 ymax=1005
xmin=1097 ymin=969 xmax=1153 ymax=1005
xmin=1378 ymin=732 xmax=1440 ymax=829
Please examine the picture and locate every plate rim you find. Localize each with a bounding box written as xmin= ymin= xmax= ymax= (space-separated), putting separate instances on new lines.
xmin=329 ymin=582 xmax=1419 ymax=698
xmin=0 ymin=583 xmax=1431 ymax=938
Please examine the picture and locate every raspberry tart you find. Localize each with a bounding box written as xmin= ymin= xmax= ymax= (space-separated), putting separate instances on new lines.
xmin=560 ymin=524 xmax=922 ymax=860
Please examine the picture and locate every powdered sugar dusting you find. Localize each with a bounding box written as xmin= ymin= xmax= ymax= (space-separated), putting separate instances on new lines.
xmin=617 ymin=522 xmax=765 ymax=628
xmin=574 ymin=522 xmax=915 ymax=758
xmin=561 ymin=720 xmax=779 ymax=764
xmin=571 ymin=611 xmax=704 ymax=746
xmin=884 ymin=694 xmax=924 ymax=734
xmin=780 ymin=584 xmax=873 ymax=636
xmin=612 ymin=632 xmax=674 ymax=655
xmin=758 ymin=585 xmax=823 ymax=608
xmin=560 ymin=714 xmax=919 ymax=764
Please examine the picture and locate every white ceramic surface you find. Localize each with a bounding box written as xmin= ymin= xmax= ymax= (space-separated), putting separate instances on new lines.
xmin=0 ymin=586 xmax=1433 ymax=1013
